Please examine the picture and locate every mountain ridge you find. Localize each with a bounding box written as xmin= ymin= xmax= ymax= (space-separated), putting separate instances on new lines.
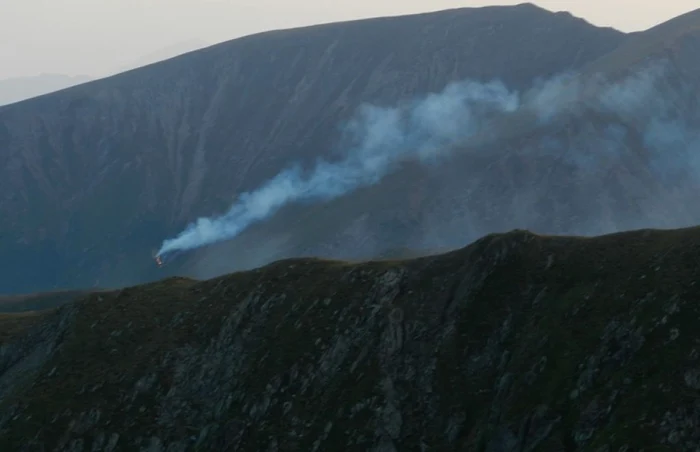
xmin=0 ymin=74 xmax=93 ymax=107
xmin=0 ymin=4 xmax=625 ymax=113
xmin=581 ymin=6 xmax=700 ymax=77
xmin=2 ymin=225 xmax=700 ymax=449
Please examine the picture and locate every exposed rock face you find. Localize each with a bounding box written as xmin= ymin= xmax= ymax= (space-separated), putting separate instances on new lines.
xmin=2 ymin=226 xmax=700 ymax=450
xmin=0 ymin=4 xmax=627 ymax=294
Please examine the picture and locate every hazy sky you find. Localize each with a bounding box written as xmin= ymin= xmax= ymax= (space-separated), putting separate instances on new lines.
xmin=1 ymin=0 xmax=698 ymax=78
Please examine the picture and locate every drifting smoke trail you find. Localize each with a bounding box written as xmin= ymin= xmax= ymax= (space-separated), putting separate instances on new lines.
xmin=156 ymin=80 xmax=520 ymax=256
xmin=156 ymin=62 xmax=669 ymax=257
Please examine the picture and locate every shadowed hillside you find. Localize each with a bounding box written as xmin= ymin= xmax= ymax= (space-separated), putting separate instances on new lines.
xmin=0 ymin=290 xmax=92 ymax=313
xmin=2 ymin=226 xmax=700 ymax=449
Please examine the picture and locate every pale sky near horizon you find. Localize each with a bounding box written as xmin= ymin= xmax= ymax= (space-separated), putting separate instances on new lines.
xmin=1 ymin=0 xmax=698 ymax=79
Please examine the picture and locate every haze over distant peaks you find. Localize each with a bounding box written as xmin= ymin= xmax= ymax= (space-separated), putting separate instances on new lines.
xmin=0 ymin=73 xmax=92 ymax=107
xmin=0 ymin=39 xmax=212 ymax=106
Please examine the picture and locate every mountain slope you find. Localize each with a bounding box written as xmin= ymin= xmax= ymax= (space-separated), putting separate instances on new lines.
xmin=0 ymin=74 xmax=93 ymax=107
xmin=2 ymin=226 xmax=700 ymax=450
xmin=180 ymin=7 xmax=700 ymax=282
xmin=112 ymin=39 xmax=211 ymax=75
xmin=583 ymin=6 xmax=700 ymax=78
xmin=0 ymin=4 xmax=627 ymax=294
xmin=0 ymin=290 xmax=92 ymax=313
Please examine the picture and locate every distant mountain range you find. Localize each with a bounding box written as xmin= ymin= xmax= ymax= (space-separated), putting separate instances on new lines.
xmin=1 ymin=4 xmax=700 ymax=295
xmin=0 ymin=40 xmax=210 ymax=107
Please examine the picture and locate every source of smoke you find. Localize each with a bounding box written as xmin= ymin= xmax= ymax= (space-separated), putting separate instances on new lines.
xmin=156 ymin=62 xmax=668 ymax=257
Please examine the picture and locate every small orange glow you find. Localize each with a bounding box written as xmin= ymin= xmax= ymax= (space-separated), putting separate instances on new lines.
xmin=155 ymin=256 xmax=163 ymax=267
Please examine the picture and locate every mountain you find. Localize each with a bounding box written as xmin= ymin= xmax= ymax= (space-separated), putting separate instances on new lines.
xmin=2 ymin=226 xmax=700 ymax=449
xmin=0 ymin=74 xmax=92 ymax=107
xmin=0 ymin=4 xmax=629 ymax=295
xmin=583 ymin=6 xmax=700 ymax=77
xmin=171 ymin=8 xmax=700 ymax=282
xmin=181 ymin=6 xmax=700 ymax=283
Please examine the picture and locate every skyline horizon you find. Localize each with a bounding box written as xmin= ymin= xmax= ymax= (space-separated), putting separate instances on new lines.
xmin=2 ymin=1 xmax=699 ymax=80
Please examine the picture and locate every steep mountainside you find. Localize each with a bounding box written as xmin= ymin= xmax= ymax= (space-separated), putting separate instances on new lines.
xmin=0 ymin=4 xmax=627 ymax=294
xmin=2 ymin=226 xmax=700 ymax=450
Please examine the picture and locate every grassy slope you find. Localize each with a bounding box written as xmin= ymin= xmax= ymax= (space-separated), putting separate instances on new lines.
xmin=0 ymin=290 xmax=93 ymax=313
xmin=1 ymin=226 xmax=700 ymax=449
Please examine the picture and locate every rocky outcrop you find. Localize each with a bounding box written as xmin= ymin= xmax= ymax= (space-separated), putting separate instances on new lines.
xmin=2 ymin=227 xmax=700 ymax=450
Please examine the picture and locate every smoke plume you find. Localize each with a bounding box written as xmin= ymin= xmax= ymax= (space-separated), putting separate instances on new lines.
xmin=157 ymin=61 xmax=672 ymax=258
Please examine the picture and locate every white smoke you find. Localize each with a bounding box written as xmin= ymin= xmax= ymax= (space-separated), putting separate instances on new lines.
xmin=156 ymin=61 xmax=669 ymax=258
